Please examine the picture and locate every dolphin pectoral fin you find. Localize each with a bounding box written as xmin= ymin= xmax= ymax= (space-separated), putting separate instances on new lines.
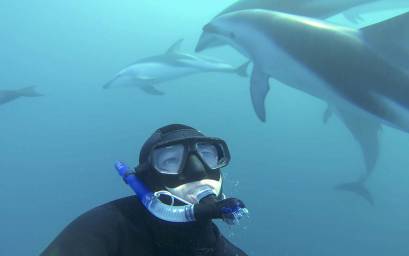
xmin=140 ymin=85 xmax=165 ymax=96
xmin=335 ymin=181 xmax=374 ymax=206
xmin=323 ymin=104 xmax=333 ymax=124
xmin=250 ymin=67 xmax=270 ymax=122
xmin=166 ymin=39 xmax=184 ymax=54
xmin=336 ymin=107 xmax=381 ymax=175
xmin=133 ymin=76 xmax=164 ymax=95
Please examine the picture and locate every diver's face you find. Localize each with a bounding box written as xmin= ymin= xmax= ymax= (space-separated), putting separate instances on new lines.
xmin=160 ymin=153 xmax=221 ymax=188
xmin=160 ymin=153 xmax=223 ymax=204
xmin=150 ymin=139 xmax=228 ymax=203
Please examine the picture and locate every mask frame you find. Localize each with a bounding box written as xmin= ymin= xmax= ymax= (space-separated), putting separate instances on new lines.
xmin=148 ymin=137 xmax=231 ymax=175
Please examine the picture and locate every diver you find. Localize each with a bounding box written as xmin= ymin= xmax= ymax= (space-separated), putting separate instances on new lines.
xmin=41 ymin=124 xmax=249 ymax=256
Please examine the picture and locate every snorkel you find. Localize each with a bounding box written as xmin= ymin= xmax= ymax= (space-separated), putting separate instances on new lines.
xmin=115 ymin=161 xmax=196 ymax=222
xmin=115 ymin=161 xmax=248 ymax=224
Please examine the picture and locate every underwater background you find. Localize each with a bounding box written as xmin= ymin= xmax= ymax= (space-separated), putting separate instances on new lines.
xmin=1 ymin=0 xmax=409 ymax=255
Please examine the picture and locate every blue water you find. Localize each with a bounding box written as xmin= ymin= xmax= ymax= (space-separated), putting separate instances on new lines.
xmin=1 ymin=1 xmax=409 ymax=255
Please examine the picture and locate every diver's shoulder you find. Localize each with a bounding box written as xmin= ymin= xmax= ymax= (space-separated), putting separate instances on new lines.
xmin=92 ymin=196 xmax=146 ymax=217
xmin=107 ymin=195 xmax=147 ymax=215
xmin=70 ymin=196 xmax=147 ymax=227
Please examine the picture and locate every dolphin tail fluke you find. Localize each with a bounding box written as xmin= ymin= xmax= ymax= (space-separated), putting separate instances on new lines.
xmin=235 ymin=61 xmax=251 ymax=77
xmin=140 ymin=85 xmax=165 ymax=96
xmin=18 ymin=86 xmax=43 ymax=97
xmin=335 ymin=180 xmax=374 ymax=206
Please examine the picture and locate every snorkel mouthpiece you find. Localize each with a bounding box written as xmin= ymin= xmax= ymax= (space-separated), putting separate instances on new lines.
xmin=115 ymin=161 xmax=248 ymax=225
xmin=196 ymin=186 xmax=217 ymax=202
xmin=115 ymin=161 xmax=196 ymax=222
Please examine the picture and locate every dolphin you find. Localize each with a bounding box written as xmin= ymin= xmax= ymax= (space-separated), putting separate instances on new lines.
xmin=200 ymin=3 xmax=409 ymax=191
xmin=198 ymin=10 xmax=409 ymax=199
xmin=103 ymin=39 xmax=249 ymax=95
xmin=197 ymin=10 xmax=409 ymax=204
xmin=0 ymin=86 xmax=43 ymax=106
xmin=198 ymin=0 xmax=409 ymax=50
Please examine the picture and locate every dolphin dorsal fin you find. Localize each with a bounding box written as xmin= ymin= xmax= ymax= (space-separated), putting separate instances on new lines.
xmin=363 ymin=11 xmax=409 ymax=42
xmin=166 ymin=39 xmax=184 ymax=54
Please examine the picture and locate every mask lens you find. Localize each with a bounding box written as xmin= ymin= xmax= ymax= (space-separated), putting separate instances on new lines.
xmin=152 ymin=144 xmax=185 ymax=174
xmin=196 ymin=142 xmax=225 ymax=169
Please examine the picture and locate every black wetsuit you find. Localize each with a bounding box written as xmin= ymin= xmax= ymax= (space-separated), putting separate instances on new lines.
xmin=41 ymin=196 xmax=247 ymax=256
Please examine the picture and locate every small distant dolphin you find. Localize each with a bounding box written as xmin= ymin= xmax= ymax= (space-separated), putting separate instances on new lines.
xmin=197 ymin=10 xmax=409 ymax=204
xmin=103 ymin=39 xmax=249 ymax=95
xmin=198 ymin=0 xmax=409 ymax=50
xmin=0 ymin=86 xmax=43 ymax=106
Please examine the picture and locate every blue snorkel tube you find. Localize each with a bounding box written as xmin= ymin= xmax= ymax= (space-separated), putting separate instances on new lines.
xmin=115 ymin=161 xmax=196 ymax=222
xmin=115 ymin=161 xmax=248 ymax=224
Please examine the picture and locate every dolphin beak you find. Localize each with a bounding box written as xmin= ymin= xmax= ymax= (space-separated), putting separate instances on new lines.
xmin=195 ymin=32 xmax=225 ymax=52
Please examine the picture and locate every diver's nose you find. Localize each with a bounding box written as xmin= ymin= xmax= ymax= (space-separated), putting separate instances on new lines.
xmin=183 ymin=154 xmax=207 ymax=179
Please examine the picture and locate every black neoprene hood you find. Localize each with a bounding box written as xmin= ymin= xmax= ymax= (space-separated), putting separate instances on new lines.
xmin=139 ymin=124 xmax=206 ymax=164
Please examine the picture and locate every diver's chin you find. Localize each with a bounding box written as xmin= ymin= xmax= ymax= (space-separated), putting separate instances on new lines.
xmin=166 ymin=178 xmax=223 ymax=204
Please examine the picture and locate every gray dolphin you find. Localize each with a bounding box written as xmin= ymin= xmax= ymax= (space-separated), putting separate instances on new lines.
xmin=0 ymin=86 xmax=43 ymax=106
xmin=199 ymin=4 xmax=409 ymax=199
xmin=103 ymin=39 xmax=249 ymax=95
xmin=198 ymin=0 xmax=409 ymax=50
xmin=197 ymin=10 xmax=409 ymax=204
